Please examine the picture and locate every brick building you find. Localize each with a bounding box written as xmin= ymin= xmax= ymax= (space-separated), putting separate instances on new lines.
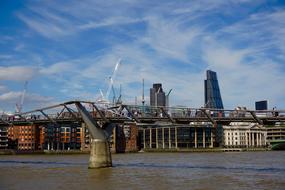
xmin=111 ymin=123 xmax=138 ymax=153
xmin=8 ymin=125 xmax=40 ymax=150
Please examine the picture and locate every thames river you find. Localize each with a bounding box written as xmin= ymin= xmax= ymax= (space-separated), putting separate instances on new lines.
xmin=0 ymin=151 xmax=285 ymax=190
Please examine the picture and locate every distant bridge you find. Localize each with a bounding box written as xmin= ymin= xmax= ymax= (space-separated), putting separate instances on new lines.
xmin=1 ymin=100 xmax=285 ymax=127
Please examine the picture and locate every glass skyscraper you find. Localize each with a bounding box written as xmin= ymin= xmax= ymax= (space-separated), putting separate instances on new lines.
xmin=204 ymin=70 xmax=224 ymax=109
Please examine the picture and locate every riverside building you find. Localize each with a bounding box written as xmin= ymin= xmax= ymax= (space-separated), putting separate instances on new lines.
xmin=0 ymin=126 xmax=8 ymax=149
xmin=223 ymin=122 xmax=267 ymax=148
xmin=139 ymin=124 xmax=215 ymax=150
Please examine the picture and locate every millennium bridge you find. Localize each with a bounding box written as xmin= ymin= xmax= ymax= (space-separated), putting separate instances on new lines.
xmin=1 ymin=100 xmax=285 ymax=126
xmin=1 ymin=100 xmax=285 ymax=168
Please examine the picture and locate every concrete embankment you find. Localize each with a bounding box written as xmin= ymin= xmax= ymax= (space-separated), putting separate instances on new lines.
xmin=0 ymin=148 xmax=272 ymax=155
xmin=142 ymin=147 xmax=270 ymax=153
xmin=0 ymin=150 xmax=90 ymax=155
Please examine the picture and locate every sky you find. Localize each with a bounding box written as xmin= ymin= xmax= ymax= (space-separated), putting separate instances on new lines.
xmin=0 ymin=0 xmax=285 ymax=113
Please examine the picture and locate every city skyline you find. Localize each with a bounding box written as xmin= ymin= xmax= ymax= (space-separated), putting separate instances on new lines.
xmin=1 ymin=1 xmax=285 ymax=112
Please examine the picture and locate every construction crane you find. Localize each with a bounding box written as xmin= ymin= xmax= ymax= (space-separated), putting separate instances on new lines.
xmin=105 ymin=58 xmax=121 ymax=102
xmin=165 ymin=89 xmax=172 ymax=107
xmin=116 ymin=84 xmax=122 ymax=105
xmin=15 ymin=81 xmax=28 ymax=113
xmin=95 ymin=58 xmax=121 ymax=104
xmin=142 ymin=78 xmax=145 ymax=106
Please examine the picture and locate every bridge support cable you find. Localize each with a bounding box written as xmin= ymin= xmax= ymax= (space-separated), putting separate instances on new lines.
xmin=0 ymin=118 xmax=11 ymax=126
xmin=160 ymin=107 xmax=175 ymax=123
xmin=90 ymin=103 xmax=109 ymax=123
xmin=74 ymin=102 xmax=112 ymax=169
xmin=39 ymin=110 xmax=57 ymax=124
xmin=123 ymin=105 xmax=140 ymax=123
xmin=55 ymin=106 xmax=66 ymax=119
xmin=200 ymin=109 xmax=216 ymax=125
xmin=63 ymin=105 xmax=78 ymax=119
xmin=249 ymin=111 xmax=263 ymax=125
xmin=15 ymin=114 xmax=27 ymax=122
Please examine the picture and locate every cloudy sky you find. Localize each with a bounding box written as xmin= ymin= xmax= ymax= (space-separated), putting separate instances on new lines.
xmin=0 ymin=0 xmax=285 ymax=112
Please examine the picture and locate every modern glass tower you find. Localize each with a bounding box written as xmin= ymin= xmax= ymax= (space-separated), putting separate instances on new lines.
xmin=204 ymin=70 xmax=224 ymax=109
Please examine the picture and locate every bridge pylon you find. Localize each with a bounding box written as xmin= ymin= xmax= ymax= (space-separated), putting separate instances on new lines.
xmin=75 ymin=102 xmax=112 ymax=169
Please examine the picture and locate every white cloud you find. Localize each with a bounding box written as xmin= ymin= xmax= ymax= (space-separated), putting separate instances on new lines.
xmin=0 ymin=91 xmax=55 ymax=112
xmin=79 ymin=17 xmax=144 ymax=30
xmin=202 ymin=39 xmax=285 ymax=109
xmin=6 ymin=0 xmax=285 ymax=111
xmin=0 ymin=91 xmax=22 ymax=102
xmin=0 ymin=66 xmax=36 ymax=81
xmin=39 ymin=62 xmax=75 ymax=75
xmin=141 ymin=16 xmax=201 ymax=62
xmin=0 ymin=85 xmax=7 ymax=93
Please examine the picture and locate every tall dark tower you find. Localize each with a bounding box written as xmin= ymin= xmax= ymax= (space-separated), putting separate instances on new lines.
xmin=150 ymin=83 xmax=166 ymax=107
xmin=204 ymin=70 xmax=224 ymax=109
xmin=204 ymin=70 xmax=224 ymax=147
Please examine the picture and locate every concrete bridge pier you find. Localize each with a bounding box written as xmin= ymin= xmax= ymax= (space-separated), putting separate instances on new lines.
xmin=75 ymin=102 xmax=114 ymax=169
xmin=89 ymin=139 xmax=112 ymax=168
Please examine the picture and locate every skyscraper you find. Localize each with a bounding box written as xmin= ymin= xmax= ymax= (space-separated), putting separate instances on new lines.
xmin=255 ymin=100 xmax=268 ymax=110
xmin=204 ymin=70 xmax=224 ymax=109
xmin=150 ymin=83 xmax=166 ymax=107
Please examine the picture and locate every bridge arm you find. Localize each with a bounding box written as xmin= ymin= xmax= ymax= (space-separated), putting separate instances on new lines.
xmin=0 ymin=118 xmax=11 ymax=125
xmin=123 ymin=105 xmax=140 ymax=123
xmin=91 ymin=103 xmax=109 ymax=123
xmin=63 ymin=105 xmax=79 ymax=119
xmin=56 ymin=106 xmax=66 ymax=119
xmin=199 ymin=109 xmax=216 ymax=125
xmin=160 ymin=107 xmax=175 ymax=123
xmin=249 ymin=111 xmax=263 ymax=125
xmin=40 ymin=110 xmax=57 ymax=124
xmin=75 ymin=102 xmax=106 ymax=140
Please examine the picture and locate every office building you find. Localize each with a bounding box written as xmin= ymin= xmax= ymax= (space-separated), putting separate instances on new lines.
xmin=204 ymin=70 xmax=224 ymax=147
xmin=255 ymin=100 xmax=268 ymax=110
xmin=150 ymin=83 xmax=166 ymax=107
xmin=139 ymin=125 xmax=215 ymax=150
xmin=204 ymin=70 xmax=224 ymax=109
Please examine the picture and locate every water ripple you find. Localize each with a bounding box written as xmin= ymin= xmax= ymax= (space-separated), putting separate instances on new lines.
xmin=114 ymin=162 xmax=285 ymax=173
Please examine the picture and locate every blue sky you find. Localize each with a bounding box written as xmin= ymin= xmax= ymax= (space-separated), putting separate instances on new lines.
xmin=0 ymin=0 xmax=285 ymax=112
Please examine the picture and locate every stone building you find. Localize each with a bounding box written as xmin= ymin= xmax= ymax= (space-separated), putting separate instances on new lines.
xmin=223 ymin=122 xmax=267 ymax=148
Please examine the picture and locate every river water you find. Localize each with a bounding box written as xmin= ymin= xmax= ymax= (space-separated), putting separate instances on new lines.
xmin=0 ymin=151 xmax=285 ymax=190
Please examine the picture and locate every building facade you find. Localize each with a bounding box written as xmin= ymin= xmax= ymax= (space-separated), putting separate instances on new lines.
xmin=111 ymin=123 xmax=139 ymax=153
xmin=8 ymin=125 xmax=40 ymax=151
xmin=150 ymin=83 xmax=166 ymax=107
xmin=223 ymin=122 xmax=267 ymax=148
xmin=266 ymin=124 xmax=285 ymax=141
xmin=0 ymin=126 xmax=8 ymax=149
xmin=140 ymin=125 xmax=215 ymax=150
xmin=43 ymin=123 xmax=82 ymax=151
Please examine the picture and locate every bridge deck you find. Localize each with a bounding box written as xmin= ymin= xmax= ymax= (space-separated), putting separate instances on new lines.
xmin=1 ymin=100 xmax=285 ymax=126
